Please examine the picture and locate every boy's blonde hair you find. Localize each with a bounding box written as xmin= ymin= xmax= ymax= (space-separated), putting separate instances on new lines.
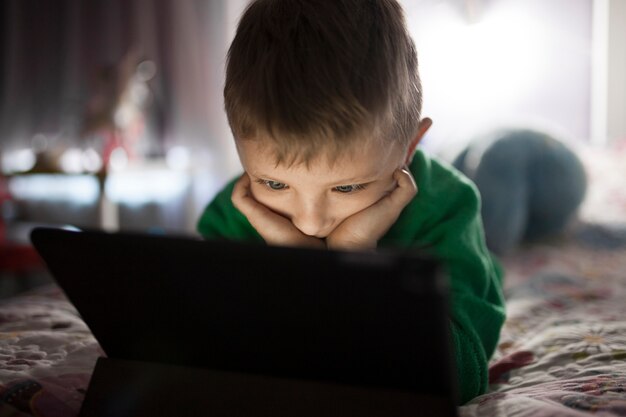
xmin=225 ymin=0 xmax=422 ymax=165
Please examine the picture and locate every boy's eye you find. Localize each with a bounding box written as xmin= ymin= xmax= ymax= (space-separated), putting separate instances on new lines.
xmin=334 ymin=184 xmax=366 ymax=194
xmin=267 ymin=181 xmax=287 ymax=190
xmin=258 ymin=179 xmax=288 ymax=190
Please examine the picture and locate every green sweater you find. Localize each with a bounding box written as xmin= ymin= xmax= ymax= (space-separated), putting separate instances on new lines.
xmin=197 ymin=149 xmax=506 ymax=404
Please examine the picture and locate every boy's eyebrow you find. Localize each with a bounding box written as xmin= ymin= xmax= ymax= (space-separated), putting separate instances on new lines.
xmin=252 ymin=171 xmax=380 ymax=186
xmin=329 ymin=176 xmax=377 ymax=185
xmin=323 ymin=168 xmax=388 ymax=186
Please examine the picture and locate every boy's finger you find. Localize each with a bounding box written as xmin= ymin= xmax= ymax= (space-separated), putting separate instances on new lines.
xmin=232 ymin=173 xmax=251 ymax=198
xmin=359 ymin=169 xmax=416 ymax=230
xmin=388 ymin=168 xmax=418 ymax=207
xmin=231 ymin=174 xmax=254 ymax=212
xmin=231 ymin=174 xmax=300 ymax=241
xmin=232 ymin=174 xmax=274 ymax=222
xmin=356 ymin=168 xmax=416 ymax=220
xmin=233 ymin=176 xmax=272 ymax=220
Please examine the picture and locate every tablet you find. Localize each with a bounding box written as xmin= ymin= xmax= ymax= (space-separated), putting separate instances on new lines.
xmin=31 ymin=227 xmax=457 ymax=416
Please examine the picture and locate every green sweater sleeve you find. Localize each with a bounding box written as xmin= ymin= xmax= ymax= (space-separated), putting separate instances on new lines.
xmin=381 ymin=151 xmax=506 ymax=404
xmin=197 ymin=151 xmax=506 ymax=405
xmin=197 ymin=179 xmax=263 ymax=242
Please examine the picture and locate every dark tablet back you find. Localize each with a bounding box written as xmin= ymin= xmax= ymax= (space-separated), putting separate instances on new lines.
xmin=31 ymin=227 xmax=458 ymax=416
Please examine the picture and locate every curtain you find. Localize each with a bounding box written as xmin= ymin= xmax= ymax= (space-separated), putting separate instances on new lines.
xmin=0 ymin=0 xmax=237 ymax=178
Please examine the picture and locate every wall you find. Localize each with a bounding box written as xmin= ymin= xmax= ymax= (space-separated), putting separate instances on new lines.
xmin=401 ymin=0 xmax=593 ymax=154
xmin=592 ymin=0 xmax=626 ymax=145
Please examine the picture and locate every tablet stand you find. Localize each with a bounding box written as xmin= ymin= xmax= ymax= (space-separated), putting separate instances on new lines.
xmin=78 ymin=357 xmax=455 ymax=417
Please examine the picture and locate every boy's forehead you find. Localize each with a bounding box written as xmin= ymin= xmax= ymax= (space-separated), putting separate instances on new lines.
xmin=236 ymin=136 xmax=404 ymax=175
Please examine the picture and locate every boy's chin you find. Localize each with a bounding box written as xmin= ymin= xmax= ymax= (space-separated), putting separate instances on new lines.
xmin=295 ymin=228 xmax=335 ymax=241
xmin=304 ymin=232 xmax=331 ymax=240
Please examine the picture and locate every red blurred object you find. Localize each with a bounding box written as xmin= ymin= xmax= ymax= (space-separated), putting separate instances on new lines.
xmin=0 ymin=244 xmax=44 ymax=274
xmin=0 ymin=174 xmax=8 ymax=242
xmin=0 ymin=175 xmax=44 ymax=274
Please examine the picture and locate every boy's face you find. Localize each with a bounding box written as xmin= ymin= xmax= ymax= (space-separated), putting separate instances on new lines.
xmin=236 ymin=138 xmax=407 ymax=239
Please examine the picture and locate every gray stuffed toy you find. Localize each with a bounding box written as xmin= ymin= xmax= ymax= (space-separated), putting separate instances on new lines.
xmin=453 ymin=129 xmax=587 ymax=254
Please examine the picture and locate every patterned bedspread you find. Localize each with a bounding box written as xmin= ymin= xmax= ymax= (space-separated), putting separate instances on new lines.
xmin=462 ymin=228 xmax=626 ymax=416
xmin=0 ymin=286 xmax=102 ymax=416
xmin=1 ymin=145 xmax=625 ymax=416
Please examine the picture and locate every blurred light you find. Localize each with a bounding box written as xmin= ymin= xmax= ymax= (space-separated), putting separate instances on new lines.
xmin=31 ymin=134 xmax=48 ymax=153
xmin=408 ymin=0 xmax=557 ymax=151
xmin=130 ymin=83 xmax=149 ymax=103
xmin=420 ymin=8 xmax=546 ymax=108
xmin=82 ymin=148 xmax=103 ymax=173
xmin=2 ymin=149 xmax=36 ymax=174
xmin=9 ymin=175 xmax=100 ymax=204
xmin=109 ymin=147 xmax=128 ymax=171
xmin=166 ymin=146 xmax=191 ymax=170
xmin=60 ymin=225 xmax=83 ymax=232
xmin=114 ymin=105 xmax=134 ymax=128
xmin=105 ymin=171 xmax=189 ymax=205
xmin=60 ymin=148 xmax=84 ymax=173
xmin=136 ymin=60 xmax=157 ymax=82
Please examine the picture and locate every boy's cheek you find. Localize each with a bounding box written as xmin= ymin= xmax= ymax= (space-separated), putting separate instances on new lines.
xmin=249 ymin=185 xmax=292 ymax=219
xmin=376 ymin=177 xmax=399 ymax=200
xmin=248 ymin=184 xmax=270 ymax=206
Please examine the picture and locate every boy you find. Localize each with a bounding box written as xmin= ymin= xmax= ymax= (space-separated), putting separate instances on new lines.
xmin=198 ymin=0 xmax=505 ymax=405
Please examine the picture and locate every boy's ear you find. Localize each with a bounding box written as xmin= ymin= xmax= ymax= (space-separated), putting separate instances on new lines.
xmin=404 ymin=117 xmax=433 ymax=165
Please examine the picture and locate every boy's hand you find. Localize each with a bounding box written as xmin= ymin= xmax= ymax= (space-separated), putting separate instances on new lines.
xmin=326 ymin=168 xmax=417 ymax=250
xmin=232 ymin=174 xmax=325 ymax=249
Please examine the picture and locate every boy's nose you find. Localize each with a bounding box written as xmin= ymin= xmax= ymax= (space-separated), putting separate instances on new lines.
xmin=291 ymin=201 xmax=332 ymax=238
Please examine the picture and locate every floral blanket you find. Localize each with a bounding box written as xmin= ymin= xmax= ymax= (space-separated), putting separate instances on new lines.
xmin=462 ymin=227 xmax=626 ymax=416
xmin=0 ymin=286 xmax=102 ymax=416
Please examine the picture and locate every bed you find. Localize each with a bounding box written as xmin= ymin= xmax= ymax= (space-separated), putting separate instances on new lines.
xmin=1 ymin=145 xmax=625 ymax=417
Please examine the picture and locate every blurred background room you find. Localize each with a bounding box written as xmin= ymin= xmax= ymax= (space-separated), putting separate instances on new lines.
xmin=1 ymin=0 xmax=625 ymax=296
